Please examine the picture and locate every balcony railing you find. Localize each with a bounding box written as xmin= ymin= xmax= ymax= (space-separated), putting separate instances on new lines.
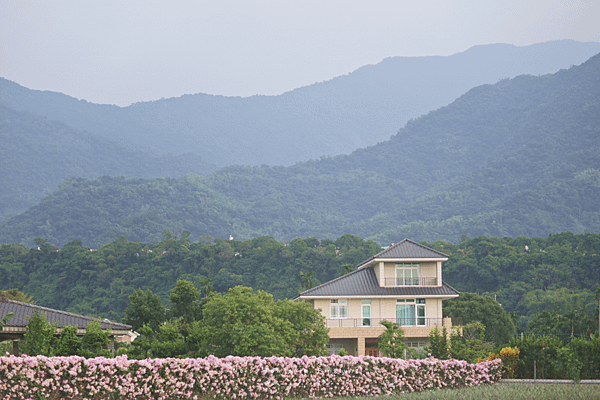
xmin=326 ymin=317 xmax=444 ymax=328
xmin=383 ymin=277 xmax=438 ymax=287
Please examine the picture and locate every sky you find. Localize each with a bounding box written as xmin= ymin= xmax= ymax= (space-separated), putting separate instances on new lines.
xmin=1 ymin=0 xmax=599 ymax=106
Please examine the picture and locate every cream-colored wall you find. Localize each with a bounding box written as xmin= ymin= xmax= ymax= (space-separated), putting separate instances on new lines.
xmin=314 ymin=298 xmax=330 ymax=318
xmin=374 ymin=264 xmax=381 ymax=285
xmin=313 ymin=297 xmax=441 ymax=321
xmin=347 ymin=299 xmax=361 ymax=319
xmin=420 ymin=262 xmax=437 ymax=278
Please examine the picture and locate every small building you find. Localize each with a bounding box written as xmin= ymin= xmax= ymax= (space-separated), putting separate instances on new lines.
xmin=0 ymin=297 xmax=133 ymax=355
xmin=296 ymin=239 xmax=459 ymax=356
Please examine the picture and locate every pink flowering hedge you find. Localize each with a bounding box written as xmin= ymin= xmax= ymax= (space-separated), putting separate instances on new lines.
xmin=0 ymin=354 xmax=502 ymax=400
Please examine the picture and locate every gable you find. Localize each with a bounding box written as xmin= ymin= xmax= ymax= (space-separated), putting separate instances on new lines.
xmin=374 ymin=239 xmax=448 ymax=260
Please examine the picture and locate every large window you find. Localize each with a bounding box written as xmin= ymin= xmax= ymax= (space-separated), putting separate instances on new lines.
xmin=330 ymin=299 xmax=348 ymax=319
xmin=361 ymin=299 xmax=371 ymax=327
xmin=395 ymin=263 xmax=421 ymax=286
xmin=396 ymin=299 xmax=426 ymax=326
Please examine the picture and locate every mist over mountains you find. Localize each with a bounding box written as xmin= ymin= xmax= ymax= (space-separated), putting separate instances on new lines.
xmin=1 ymin=40 xmax=598 ymax=169
xmin=2 ymin=45 xmax=599 ymax=248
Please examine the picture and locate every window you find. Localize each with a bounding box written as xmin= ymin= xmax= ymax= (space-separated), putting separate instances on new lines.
xmin=406 ymin=341 xmax=426 ymax=348
xmin=396 ymin=299 xmax=426 ymax=326
xmin=330 ymin=299 xmax=348 ymax=319
xmin=361 ymin=299 xmax=371 ymax=327
xmin=395 ymin=263 xmax=421 ymax=286
xmin=326 ymin=343 xmax=344 ymax=355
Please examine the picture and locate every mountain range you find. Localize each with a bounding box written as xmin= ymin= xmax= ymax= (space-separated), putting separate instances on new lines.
xmin=1 ymin=40 xmax=599 ymax=227
xmin=2 ymin=45 xmax=599 ymax=248
xmin=1 ymin=40 xmax=599 ymax=168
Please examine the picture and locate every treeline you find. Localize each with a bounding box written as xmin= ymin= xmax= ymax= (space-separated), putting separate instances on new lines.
xmin=1 ymin=232 xmax=598 ymax=331
xmin=426 ymin=232 xmax=600 ymax=329
xmin=0 ymin=233 xmax=380 ymax=321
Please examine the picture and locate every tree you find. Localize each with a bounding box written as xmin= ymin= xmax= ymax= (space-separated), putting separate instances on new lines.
xmin=427 ymin=326 xmax=449 ymax=359
xmin=0 ymin=312 xmax=15 ymax=354
xmin=595 ymin=287 xmax=600 ymax=336
xmin=199 ymin=277 xmax=213 ymax=298
xmin=200 ymin=286 xmax=291 ymax=357
xmin=169 ymin=280 xmax=202 ymax=325
xmin=200 ymin=286 xmax=327 ymax=358
xmin=339 ymin=264 xmax=354 ymax=276
xmin=123 ymin=288 xmax=166 ymax=332
xmin=273 ymin=299 xmax=329 ymax=356
xmin=0 ymin=312 xmax=13 ymax=331
xmin=150 ymin=321 xmax=187 ymax=358
xmin=528 ymin=309 xmax=596 ymax=344
xmin=126 ymin=324 xmax=154 ymax=359
xmin=378 ymin=320 xmax=407 ymax=358
xmin=21 ymin=311 xmax=56 ymax=356
xmin=508 ymin=334 xmax=563 ymax=379
xmin=449 ymin=322 xmax=494 ymax=363
xmin=55 ymin=325 xmax=81 ymax=356
xmin=81 ymin=321 xmax=110 ymax=357
xmin=443 ymin=292 xmax=516 ymax=346
xmin=0 ymin=289 xmax=34 ymax=304
xmin=299 ymin=271 xmax=315 ymax=290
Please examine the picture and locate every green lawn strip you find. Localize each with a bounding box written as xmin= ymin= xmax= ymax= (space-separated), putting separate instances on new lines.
xmin=334 ymin=382 xmax=600 ymax=400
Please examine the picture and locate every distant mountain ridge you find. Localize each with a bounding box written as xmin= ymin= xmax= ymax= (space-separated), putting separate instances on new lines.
xmin=1 ymin=40 xmax=598 ymax=168
xmin=0 ymin=103 xmax=217 ymax=220
xmin=2 ymin=50 xmax=599 ymax=248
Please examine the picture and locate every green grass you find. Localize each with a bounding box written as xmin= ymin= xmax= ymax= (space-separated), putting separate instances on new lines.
xmin=347 ymin=383 xmax=600 ymax=400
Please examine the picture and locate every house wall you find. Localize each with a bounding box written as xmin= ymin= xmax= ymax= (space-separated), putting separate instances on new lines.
xmin=314 ymin=298 xmax=442 ymax=321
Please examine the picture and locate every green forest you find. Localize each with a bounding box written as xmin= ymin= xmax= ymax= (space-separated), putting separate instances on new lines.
xmin=1 ymin=232 xmax=598 ymax=334
xmin=0 ymin=103 xmax=216 ymax=220
xmin=2 ymin=51 xmax=599 ymax=247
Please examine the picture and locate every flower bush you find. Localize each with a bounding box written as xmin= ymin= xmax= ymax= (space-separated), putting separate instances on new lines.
xmin=0 ymin=354 xmax=502 ymax=399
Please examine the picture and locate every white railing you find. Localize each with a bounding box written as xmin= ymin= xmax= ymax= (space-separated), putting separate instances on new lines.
xmin=326 ymin=317 xmax=444 ymax=328
xmin=383 ymin=277 xmax=438 ymax=286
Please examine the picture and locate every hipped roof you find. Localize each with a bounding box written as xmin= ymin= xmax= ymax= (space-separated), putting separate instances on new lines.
xmin=297 ymin=239 xmax=458 ymax=299
xmin=297 ymin=267 xmax=459 ymax=298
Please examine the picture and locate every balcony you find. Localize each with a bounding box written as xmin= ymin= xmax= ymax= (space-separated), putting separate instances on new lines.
xmin=383 ymin=277 xmax=438 ymax=287
xmin=325 ymin=317 xmax=444 ymax=328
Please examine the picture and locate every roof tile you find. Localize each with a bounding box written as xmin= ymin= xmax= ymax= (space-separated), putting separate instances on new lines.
xmin=298 ymin=267 xmax=459 ymax=297
xmin=0 ymin=298 xmax=131 ymax=330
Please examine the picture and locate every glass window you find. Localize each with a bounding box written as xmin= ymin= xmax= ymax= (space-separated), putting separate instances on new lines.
xmin=361 ymin=299 xmax=371 ymax=327
xmin=397 ymin=298 xmax=426 ymax=326
xmin=395 ymin=263 xmax=421 ymax=286
xmin=330 ymin=299 xmax=348 ymax=319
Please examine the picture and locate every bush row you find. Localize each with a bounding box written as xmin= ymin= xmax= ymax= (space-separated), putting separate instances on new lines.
xmin=0 ymin=354 xmax=502 ymax=399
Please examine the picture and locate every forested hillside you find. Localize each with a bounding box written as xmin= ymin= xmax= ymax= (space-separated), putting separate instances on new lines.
xmin=0 ymin=104 xmax=216 ymax=220
xmin=1 ymin=41 xmax=598 ymax=168
xmin=2 ymin=51 xmax=599 ymax=247
xmin=1 ymin=233 xmax=597 ymax=330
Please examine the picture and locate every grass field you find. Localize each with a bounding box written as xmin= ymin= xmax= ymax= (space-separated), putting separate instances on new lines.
xmin=346 ymin=383 xmax=600 ymax=400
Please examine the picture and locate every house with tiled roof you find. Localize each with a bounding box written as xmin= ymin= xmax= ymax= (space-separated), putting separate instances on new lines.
xmin=296 ymin=239 xmax=459 ymax=356
xmin=0 ymin=297 xmax=132 ymax=355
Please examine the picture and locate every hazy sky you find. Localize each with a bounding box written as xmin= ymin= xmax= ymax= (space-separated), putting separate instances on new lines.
xmin=1 ymin=0 xmax=599 ymax=106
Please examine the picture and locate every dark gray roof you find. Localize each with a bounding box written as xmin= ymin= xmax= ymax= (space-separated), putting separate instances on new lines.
xmin=298 ymin=267 xmax=459 ymax=297
xmin=373 ymin=239 xmax=448 ymax=260
xmin=0 ymin=298 xmax=131 ymax=331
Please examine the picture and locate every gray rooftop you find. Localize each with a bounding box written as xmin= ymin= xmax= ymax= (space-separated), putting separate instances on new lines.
xmin=0 ymin=298 xmax=131 ymax=331
xmin=298 ymin=267 xmax=459 ymax=298
xmin=371 ymin=239 xmax=448 ymax=260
